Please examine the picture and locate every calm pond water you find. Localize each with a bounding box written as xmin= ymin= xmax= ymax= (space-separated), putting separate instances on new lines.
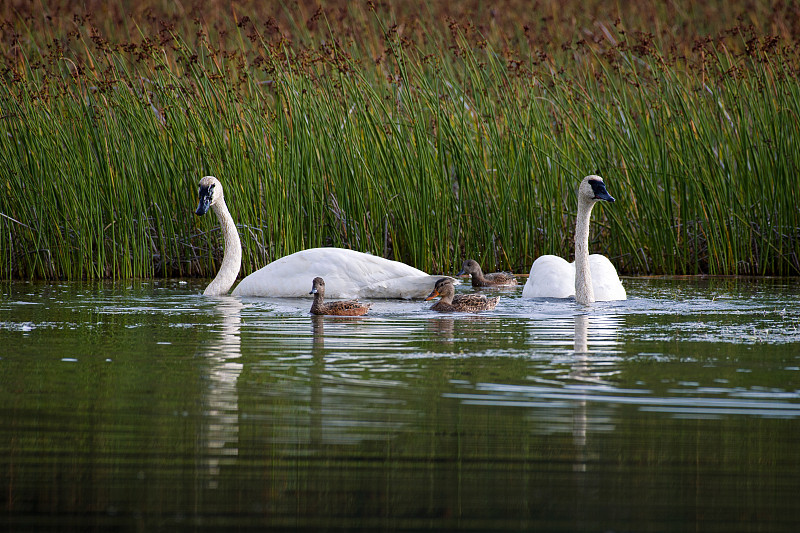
xmin=1 ymin=277 xmax=799 ymax=532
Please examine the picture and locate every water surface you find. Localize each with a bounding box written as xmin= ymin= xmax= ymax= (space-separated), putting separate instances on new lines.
xmin=2 ymin=277 xmax=799 ymax=532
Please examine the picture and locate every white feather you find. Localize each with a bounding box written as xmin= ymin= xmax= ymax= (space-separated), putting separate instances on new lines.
xmin=232 ymin=247 xmax=442 ymax=299
xmin=523 ymin=254 xmax=627 ymax=301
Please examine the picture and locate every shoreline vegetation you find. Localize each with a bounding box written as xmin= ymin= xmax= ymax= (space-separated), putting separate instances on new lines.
xmin=1 ymin=0 xmax=799 ymax=281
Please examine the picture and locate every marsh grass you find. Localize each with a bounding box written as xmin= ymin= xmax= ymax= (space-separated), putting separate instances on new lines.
xmin=1 ymin=1 xmax=799 ymax=280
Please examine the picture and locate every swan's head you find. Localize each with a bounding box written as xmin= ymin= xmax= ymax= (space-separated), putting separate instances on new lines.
xmin=457 ymin=259 xmax=481 ymax=277
xmin=425 ymin=277 xmax=455 ymax=301
xmin=310 ymin=277 xmax=325 ymax=296
xmin=196 ymin=176 xmax=222 ymax=216
xmin=579 ymin=175 xmax=615 ymax=203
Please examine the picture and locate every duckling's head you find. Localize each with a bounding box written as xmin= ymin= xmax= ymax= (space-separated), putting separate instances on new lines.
xmin=310 ymin=277 xmax=325 ymax=295
xmin=457 ymin=259 xmax=481 ymax=277
xmin=425 ymin=277 xmax=455 ymax=300
xmin=196 ymin=176 xmax=223 ymax=216
xmin=578 ymin=175 xmax=615 ymax=204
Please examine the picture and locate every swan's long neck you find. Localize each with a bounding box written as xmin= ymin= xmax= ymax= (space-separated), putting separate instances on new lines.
xmin=204 ymin=197 xmax=241 ymax=296
xmin=574 ymin=198 xmax=595 ymax=305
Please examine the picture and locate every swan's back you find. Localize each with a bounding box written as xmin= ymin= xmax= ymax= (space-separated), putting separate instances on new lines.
xmin=232 ymin=247 xmax=440 ymax=299
xmin=522 ymin=255 xmax=574 ymax=298
xmin=588 ymin=255 xmax=627 ymax=301
xmin=522 ymin=254 xmax=626 ymax=301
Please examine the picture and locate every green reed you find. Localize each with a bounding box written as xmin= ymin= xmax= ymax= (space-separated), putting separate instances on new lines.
xmin=1 ymin=3 xmax=798 ymax=280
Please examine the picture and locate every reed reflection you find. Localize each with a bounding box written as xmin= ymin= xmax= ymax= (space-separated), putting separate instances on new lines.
xmin=198 ymin=297 xmax=243 ymax=489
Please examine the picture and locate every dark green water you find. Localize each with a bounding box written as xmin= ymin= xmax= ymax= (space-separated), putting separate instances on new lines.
xmin=2 ymin=278 xmax=799 ymax=532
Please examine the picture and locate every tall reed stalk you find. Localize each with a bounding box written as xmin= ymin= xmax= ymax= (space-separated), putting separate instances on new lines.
xmin=1 ymin=1 xmax=798 ymax=280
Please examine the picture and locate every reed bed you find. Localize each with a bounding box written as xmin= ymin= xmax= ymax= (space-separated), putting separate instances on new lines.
xmin=1 ymin=0 xmax=799 ymax=280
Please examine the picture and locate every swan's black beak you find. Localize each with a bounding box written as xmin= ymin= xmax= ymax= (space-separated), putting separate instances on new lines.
xmin=589 ymin=179 xmax=615 ymax=202
xmin=196 ymin=186 xmax=213 ymax=216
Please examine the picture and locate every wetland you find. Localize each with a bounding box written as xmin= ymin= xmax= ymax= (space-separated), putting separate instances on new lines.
xmin=2 ymin=277 xmax=799 ymax=531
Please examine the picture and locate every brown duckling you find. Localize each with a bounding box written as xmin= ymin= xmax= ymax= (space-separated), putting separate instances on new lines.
xmin=310 ymin=277 xmax=371 ymax=316
xmin=457 ymin=259 xmax=518 ymax=287
xmin=425 ymin=277 xmax=499 ymax=313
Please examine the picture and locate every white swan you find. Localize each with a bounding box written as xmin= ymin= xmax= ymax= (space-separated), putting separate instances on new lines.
xmin=522 ymin=175 xmax=626 ymax=304
xmin=195 ymin=176 xmax=445 ymax=299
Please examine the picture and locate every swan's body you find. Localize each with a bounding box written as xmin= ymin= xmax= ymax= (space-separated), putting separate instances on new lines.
xmin=309 ymin=277 xmax=371 ymax=316
xmin=426 ymin=278 xmax=500 ymax=313
xmin=522 ymin=175 xmax=626 ymax=304
xmin=523 ymin=254 xmax=625 ymax=301
xmin=195 ymin=176 xmax=444 ymax=299
xmin=232 ymin=247 xmax=442 ymax=299
xmin=457 ymin=259 xmax=518 ymax=287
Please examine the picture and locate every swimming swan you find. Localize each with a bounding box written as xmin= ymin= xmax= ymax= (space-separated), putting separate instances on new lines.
xmin=195 ymin=176 xmax=444 ymax=299
xmin=522 ymin=175 xmax=626 ymax=304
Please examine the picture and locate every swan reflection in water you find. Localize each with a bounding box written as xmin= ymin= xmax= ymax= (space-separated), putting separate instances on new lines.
xmin=572 ymin=314 xmax=590 ymax=458
xmin=198 ymin=297 xmax=243 ymax=489
xmin=569 ymin=313 xmax=622 ymax=471
xmin=574 ymin=314 xmax=589 ymax=354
